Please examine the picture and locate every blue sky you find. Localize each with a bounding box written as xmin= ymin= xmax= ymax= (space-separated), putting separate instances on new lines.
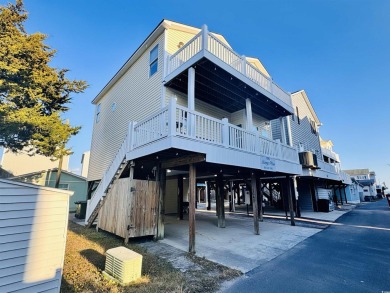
xmin=10 ymin=0 xmax=390 ymax=184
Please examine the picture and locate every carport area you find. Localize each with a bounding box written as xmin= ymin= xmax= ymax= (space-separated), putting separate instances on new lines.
xmin=161 ymin=211 xmax=320 ymax=272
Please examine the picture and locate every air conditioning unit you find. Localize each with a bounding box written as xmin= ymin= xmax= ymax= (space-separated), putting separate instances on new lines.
xmin=103 ymin=246 xmax=142 ymax=285
xmin=299 ymin=151 xmax=318 ymax=169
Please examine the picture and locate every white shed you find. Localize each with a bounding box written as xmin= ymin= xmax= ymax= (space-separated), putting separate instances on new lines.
xmin=0 ymin=178 xmax=73 ymax=292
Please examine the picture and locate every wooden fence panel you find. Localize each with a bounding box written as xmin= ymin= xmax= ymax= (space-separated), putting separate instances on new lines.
xmin=98 ymin=179 xmax=158 ymax=239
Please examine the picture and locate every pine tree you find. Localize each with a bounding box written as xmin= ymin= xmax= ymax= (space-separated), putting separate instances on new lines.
xmin=0 ymin=1 xmax=87 ymax=185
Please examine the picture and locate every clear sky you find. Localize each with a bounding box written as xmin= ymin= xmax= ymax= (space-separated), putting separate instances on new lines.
xmin=10 ymin=0 xmax=390 ymax=184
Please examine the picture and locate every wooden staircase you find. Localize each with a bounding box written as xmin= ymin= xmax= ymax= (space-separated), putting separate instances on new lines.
xmin=86 ymin=159 xmax=127 ymax=227
xmin=85 ymin=134 xmax=130 ymax=227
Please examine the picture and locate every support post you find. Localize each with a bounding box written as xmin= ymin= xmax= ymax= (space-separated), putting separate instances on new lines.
xmin=177 ymin=174 xmax=184 ymax=220
xmin=237 ymin=183 xmax=241 ymax=205
xmin=206 ymin=181 xmax=211 ymax=210
xmin=217 ymin=174 xmax=225 ymax=228
xmin=189 ymin=164 xmax=196 ymax=253
xmin=279 ymin=117 xmax=286 ymax=144
xmin=156 ymin=165 xmax=166 ymax=240
xmin=257 ymin=177 xmax=263 ymax=221
xmin=343 ymin=185 xmax=348 ymax=203
xmin=245 ymin=98 xmax=253 ymax=131
xmin=287 ymin=176 xmax=295 ymax=226
xmin=251 ymin=173 xmax=260 ymax=235
xmin=124 ymin=161 xmax=135 ymax=244
xmin=310 ymin=179 xmax=318 ymax=212
xmin=285 ymin=115 xmax=293 ymax=147
xmin=292 ymin=176 xmax=301 ymax=217
xmin=339 ymin=185 xmax=344 ymax=205
xmin=187 ymin=67 xmax=196 ymax=137
xmin=230 ymin=181 xmax=235 ymax=212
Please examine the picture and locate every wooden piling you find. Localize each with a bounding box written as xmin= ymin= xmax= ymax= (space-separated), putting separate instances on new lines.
xmin=189 ymin=164 xmax=196 ymax=253
xmin=251 ymin=173 xmax=260 ymax=235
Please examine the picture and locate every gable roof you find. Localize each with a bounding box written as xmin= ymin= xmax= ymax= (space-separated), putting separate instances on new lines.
xmin=291 ymin=90 xmax=321 ymax=125
xmin=91 ymin=19 xmax=269 ymax=105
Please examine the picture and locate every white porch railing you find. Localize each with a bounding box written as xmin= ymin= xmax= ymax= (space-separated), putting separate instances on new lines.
xmin=317 ymin=159 xmax=338 ymax=174
xmin=130 ymin=99 xmax=299 ymax=164
xmin=86 ymin=100 xmax=300 ymax=223
xmin=321 ymin=147 xmax=340 ymax=162
xmin=133 ymin=106 xmax=169 ymax=149
xmin=167 ymin=25 xmax=291 ymax=107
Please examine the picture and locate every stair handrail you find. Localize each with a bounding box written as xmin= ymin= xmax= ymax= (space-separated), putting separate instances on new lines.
xmin=85 ymin=128 xmax=131 ymax=224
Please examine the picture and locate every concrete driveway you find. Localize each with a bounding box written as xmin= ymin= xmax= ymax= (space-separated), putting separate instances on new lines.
xmin=161 ymin=211 xmax=321 ymax=272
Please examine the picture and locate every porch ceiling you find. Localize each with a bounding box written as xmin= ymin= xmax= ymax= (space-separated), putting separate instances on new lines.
xmin=123 ymin=148 xmax=292 ymax=181
xmin=165 ymin=58 xmax=292 ymax=120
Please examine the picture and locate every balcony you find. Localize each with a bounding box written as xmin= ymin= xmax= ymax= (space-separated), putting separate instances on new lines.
xmin=321 ymin=147 xmax=340 ymax=162
xmin=126 ymin=99 xmax=300 ymax=173
xmin=163 ymin=26 xmax=293 ymax=121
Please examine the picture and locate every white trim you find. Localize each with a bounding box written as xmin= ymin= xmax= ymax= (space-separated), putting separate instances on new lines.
xmin=0 ymin=178 xmax=73 ymax=195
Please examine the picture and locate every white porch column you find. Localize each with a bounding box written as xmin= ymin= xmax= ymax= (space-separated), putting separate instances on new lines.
xmin=279 ymin=117 xmax=286 ymax=144
xmin=245 ymin=98 xmax=253 ymax=131
xmin=188 ymin=67 xmax=195 ymax=136
xmin=285 ymin=115 xmax=293 ymax=147
xmin=188 ymin=67 xmax=195 ymax=111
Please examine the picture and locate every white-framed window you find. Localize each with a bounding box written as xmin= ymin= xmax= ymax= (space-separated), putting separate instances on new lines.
xmin=296 ymin=107 xmax=300 ymax=124
xmin=58 ymin=183 xmax=69 ymax=190
xmin=111 ymin=102 xmax=117 ymax=112
xmin=96 ymin=103 xmax=101 ymax=123
xmin=149 ymin=45 xmax=159 ymax=77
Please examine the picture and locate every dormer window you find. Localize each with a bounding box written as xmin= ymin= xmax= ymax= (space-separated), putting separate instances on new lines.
xmin=149 ymin=45 xmax=158 ymax=77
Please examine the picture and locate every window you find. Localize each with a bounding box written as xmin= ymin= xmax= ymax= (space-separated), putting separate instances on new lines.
xmin=149 ymin=45 xmax=159 ymax=77
xmin=111 ymin=102 xmax=117 ymax=112
xmin=58 ymin=183 xmax=69 ymax=190
xmin=310 ymin=119 xmax=317 ymax=134
xmin=96 ymin=103 xmax=101 ymax=123
xmin=296 ymin=107 xmax=300 ymax=124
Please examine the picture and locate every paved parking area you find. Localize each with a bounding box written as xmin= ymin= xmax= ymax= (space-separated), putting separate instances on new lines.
xmin=162 ymin=212 xmax=322 ymax=272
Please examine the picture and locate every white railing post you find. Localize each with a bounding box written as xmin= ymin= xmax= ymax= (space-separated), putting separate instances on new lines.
xmin=165 ymin=54 xmax=170 ymax=77
xmin=241 ymin=55 xmax=246 ymax=76
xmin=127 ymin=121 xmax=135 ymax=152
xmin=255 ymin=132 xmax=261 ymax=155
xmin=168 ymin=98 xmax=177 ymax=136
xmin=222 ymin=118 xmax=229 ymax=147
xmin=202 ymin=24 xmax=209 ymax=51
xmin=277 ymin=140 xmax=282 ymax=158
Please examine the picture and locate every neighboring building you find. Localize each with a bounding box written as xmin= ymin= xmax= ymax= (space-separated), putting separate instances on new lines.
xmin=271 ymin=90 xmax=352 ymax=212
xmin=81 ymin=151 xmax=90 ymax=178
xmin=341 ymin=178 xmax=364 ymax=203
xmin=0 ymin=147 xmax=69 ymax=178
xmin=0 ymin=178 xmax=72 ymax=292
xmin=344 ymin=169 xmax=377 ymax=201
xmin=11 ymin=168 xmax=87 ymax=212
xmin=86 ymin=20 xmax=303 ymax=244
